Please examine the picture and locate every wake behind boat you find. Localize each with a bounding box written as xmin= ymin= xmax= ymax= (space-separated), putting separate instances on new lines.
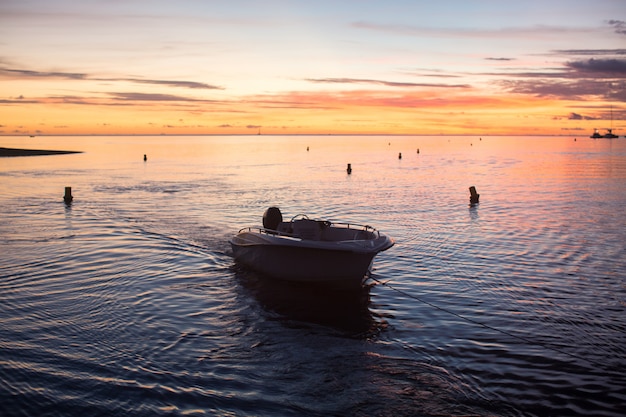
xmin=230 ymin=207 xmax=394 ymax=289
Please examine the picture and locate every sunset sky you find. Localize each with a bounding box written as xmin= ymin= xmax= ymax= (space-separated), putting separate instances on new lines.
xmin=1 ymin=0 xmax=625 ymax=136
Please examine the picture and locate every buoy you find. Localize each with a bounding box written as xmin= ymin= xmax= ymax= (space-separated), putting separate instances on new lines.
xmin=307 ymin=146 xmax=309 ymax=151
xmin=398 ymin=152 xmax=402 ymax=159
xmin=469 ymin=186 xmax=479 ymax=205
xmin=63 ymin=187 xmax=73 ymax=204
xmin=417 ymin=148 xmax=420 ymax=154
xmin=347 ymin=163 xmax=352 ymax=174
xmin=144 ymin=154 xmax=147 ymax=161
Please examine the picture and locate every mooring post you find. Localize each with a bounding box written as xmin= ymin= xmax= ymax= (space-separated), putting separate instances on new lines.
xmin=469 ymin=186 xmax=479 ymax=205
xmin=64 ymin=187 xmax=73 ymax=204
xmin=143 ymin=154 xmax=147 ymax=161
xmin=347 ymin=163 xmax=352 ymax=174
xmin=398 ymin=152 xmax=402 ymax=159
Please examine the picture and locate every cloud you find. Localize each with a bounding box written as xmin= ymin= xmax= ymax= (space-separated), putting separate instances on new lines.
xmin=0 ymin=66 xmax=222 ymax=89
xmin=352 ymin=21 xmax=582 ymax=39
xmin=567 ymin=112 xmax=596 ymax=120
xmin=0 ymin=98 xmax=39 ymax=104
xmin=0 ymin=68 xmax=86 ymax=80
xmin=108 ymin=92 xmax=203 ymax=102
xmin=115 ymin=78 xmax=222 ymax=90
xmin=500 ymin=78 xmax=617 ymax=99
xmin=250 ymin=89 xmax=506 ymax=111
xmin=48 ymin=95 xmax=102 ymax=105
xmin=566 ymin=58 xmax=626 ymax=75
xmin=485 ymin=57 xmax=514 ymax=61
xmin=496 ymin=51 xmax=626 ymax=100
xmin=608 ymin=20 xmax=626 ymax=35
xmin=306 ymin=77 xmax=470 ymax=88
xmin=555 ymin=49 xmax=626 ymax=56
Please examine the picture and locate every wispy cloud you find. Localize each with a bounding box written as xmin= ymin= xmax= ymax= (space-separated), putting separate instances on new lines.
xmin=501 ymin=78 xmax=625 ymax=101
xmin=567 ymin=112 xmax=597 ymax=120
xmin=608 ymin=19 xmax=626 ymax=35
xmin=0 ymin=98 xmax=40 ymax=104
xmin=0 ymin=67 xmax=222 ymax=89
xmin=0 ymin=68 xmax=87 ymax=80
xmin=108 ymin=92 xmax=204 ymax=102
xmin=555 ymin=49 xmax=626 ymax=56
xmin=125 ymin=79 xmax=221 ymax=89
xmin=485 ymin=57 xmax=515 ymax=61
xmin=494 ymin=46 xmax=626 ymax=101
xmin=306 ymin=77 xmax=470 ymax=88
xmin=566 ymin=58 xmax=626 ymax=76
xmin=352 ymin=21 xmax=585 ymax=39
xmin=250 ymin=89 xmax=505 ymax=111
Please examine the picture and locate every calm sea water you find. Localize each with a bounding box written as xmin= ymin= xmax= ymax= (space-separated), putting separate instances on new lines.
xmin=1 ymin=135 xmax=625 ymax=417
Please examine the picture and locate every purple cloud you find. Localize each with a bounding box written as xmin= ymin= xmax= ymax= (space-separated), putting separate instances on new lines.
xmin=608 ymin=20 xmax=626 ymax=35
xmin=306 ymin=77 xmax=470 ymax=88
xmin=117 ymin=78 xmax=222 ymax=90
xmin=566 ymin=58 xmax=626 ymax=75
xmin=556 ymin=49 xmax=626 ymax=56
xmin=108 ymin=92 xmax=201 ymax=102
xmin=0 ymin=67 xmax=222 ymax=89
xmin=0 ymin=98 xmax=39 ymax=104
xmin=500 ymin=79 xmax=618 ymax=99
xmin=567 ymin=112 xmax=597 ymax=120
xmin=0 ymin=68 xmax=86 ymax=79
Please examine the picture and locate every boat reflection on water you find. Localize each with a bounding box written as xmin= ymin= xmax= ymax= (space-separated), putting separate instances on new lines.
xmin=234 ymin=267 xmax=385 ymax=338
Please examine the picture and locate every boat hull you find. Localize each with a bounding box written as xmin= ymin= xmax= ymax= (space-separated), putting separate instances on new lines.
xmin=230 ymin=231 xmax=392 ymax=289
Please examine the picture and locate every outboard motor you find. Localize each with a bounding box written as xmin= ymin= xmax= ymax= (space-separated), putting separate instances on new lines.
xmin=262 ymin=207 xmax=283 ymax=230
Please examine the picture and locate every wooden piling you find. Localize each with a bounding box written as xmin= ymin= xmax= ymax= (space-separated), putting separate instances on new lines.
xmin=347 ymin=163 xmax=352 ymax=174
xmin=469 ymin=186 xmax=479 ymax=205
xmin=63 ymin=187 xmax=73 ymax=204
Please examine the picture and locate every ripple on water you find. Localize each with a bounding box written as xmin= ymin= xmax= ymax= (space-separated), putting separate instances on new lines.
xmin=1 ymin=136 xmax=625 ymax=416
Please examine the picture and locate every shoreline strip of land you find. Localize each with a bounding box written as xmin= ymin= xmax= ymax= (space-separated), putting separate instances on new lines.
xmin=0 ymin=147 xmax=83 ymax=157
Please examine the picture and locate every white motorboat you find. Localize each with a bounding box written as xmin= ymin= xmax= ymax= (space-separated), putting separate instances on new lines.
xmin=230 ymin=207 xmax=394 ymax=288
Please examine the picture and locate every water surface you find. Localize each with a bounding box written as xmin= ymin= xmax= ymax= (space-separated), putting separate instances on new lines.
xmin=1 ymin=135 xmax=625 ymax=416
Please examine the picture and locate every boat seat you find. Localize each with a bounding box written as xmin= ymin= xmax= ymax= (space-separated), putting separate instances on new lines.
xmin=292 ymin=219 xmax=321 ymax=240
xmin=276 ymin=222 xmax=293 ymax=234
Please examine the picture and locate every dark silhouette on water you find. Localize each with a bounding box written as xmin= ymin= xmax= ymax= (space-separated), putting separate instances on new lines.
xmin=0 ymin=147 xmax=82 ymax=157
